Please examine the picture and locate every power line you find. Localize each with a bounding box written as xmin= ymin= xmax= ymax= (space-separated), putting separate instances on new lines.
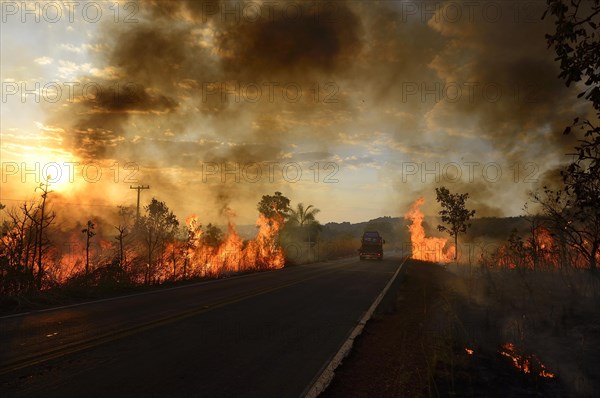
xmin=0 ymin=198 xmax=121 ymax=208
xmin=130 ymin=185 xmax=150 ymax=220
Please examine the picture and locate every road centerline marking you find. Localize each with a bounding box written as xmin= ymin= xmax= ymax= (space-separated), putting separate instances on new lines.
xmin=0 ymin=263 xmax=353 ymax=376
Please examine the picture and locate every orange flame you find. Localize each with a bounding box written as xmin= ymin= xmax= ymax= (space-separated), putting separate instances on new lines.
xmin=488 ymin=225 xmax=591 ymax=270
xmin=183 ymin=213 xmax=285 ymax=278
xmin=499 ymin=342 xmax=556 ymax=379
xmin=1 ymin=210 xmax=285 ymax=287
xmin=404 ymin=198 xmax=455 ymax=262
xmin=54 ymin=232 xmax=114 ymax=282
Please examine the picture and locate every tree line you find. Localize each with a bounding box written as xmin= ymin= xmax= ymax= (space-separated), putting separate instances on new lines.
xmin=0 ymin=190 xmax=321 ymax=297
xmin=439 ymin=1 xmax=600 ymax=271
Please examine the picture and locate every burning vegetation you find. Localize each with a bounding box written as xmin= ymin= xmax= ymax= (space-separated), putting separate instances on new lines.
xmin=182 ymin=213 xmax=285 ymax=278
xmin=480 ymin=221 xmax=597 ymax=271
xmin=0 ymin=189 xmax=308 ymax=297
xmin=401 ymin=189 xmax=598 ymax=271
xmin=498 ymin=342 xmax=556 ymax=379
xmin=404 ymin=197 xmax=455 ymax=262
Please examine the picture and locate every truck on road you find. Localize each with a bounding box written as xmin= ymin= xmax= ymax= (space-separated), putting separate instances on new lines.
xmin=358 ymin=231 xmax=385 ymax=261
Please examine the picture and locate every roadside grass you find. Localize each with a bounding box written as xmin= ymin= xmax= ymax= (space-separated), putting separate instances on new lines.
xmin=324 ymin=260 xmax=599 ymax=397
xmin=0 ymin=265 xmax=280 ymax=316
xmin=323 ymin=259 xmax=443 ymax=397
xmin=1 ymin=249 xmax=364 ymax=316
xmin=428 ymin=262 xmax=600 ymax=397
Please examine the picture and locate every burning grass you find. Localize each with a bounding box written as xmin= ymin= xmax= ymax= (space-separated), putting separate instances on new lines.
xmin=0 ymin=209 xmax=289 ymax=313
xmin=431 ymin=262 xmax=600 ymax=397
xmin=182 ymin=213 xmax=285 ymax=278
xmin=404 ymin=198 xmax=455 ymax=263
xmin=326 ymin=260 xmax=600 ymax=397
xmin=498 ymin=342 xmax=556 ymax=379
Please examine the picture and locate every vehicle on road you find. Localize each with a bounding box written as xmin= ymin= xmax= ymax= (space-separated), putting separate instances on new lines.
xmin=359 ymin=231 xmax=385 ymax=261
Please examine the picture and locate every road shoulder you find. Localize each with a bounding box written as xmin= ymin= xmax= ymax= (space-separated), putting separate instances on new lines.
xmin=321 ymin=260 xmax=578 ymax=397
xmin=321 ymin=259 xmax=445 ymax=397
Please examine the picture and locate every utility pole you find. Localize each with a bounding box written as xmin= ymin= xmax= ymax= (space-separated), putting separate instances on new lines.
xmin=130 ymin=185 xmax=150 ymax=220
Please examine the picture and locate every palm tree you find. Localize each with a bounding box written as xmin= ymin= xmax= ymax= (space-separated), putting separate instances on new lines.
xmin=289 ymin=203 xmax=320 ymax=227
xmin=289 ymin=203 xmax=321 ymax=262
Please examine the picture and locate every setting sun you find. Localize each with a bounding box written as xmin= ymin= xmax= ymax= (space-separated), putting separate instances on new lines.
xmin=2 ymin=151 xmax=84 ymax=197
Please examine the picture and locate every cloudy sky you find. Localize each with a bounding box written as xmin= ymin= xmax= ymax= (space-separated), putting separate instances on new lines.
xmin=0 ymin=0 xmax=592 ymax=224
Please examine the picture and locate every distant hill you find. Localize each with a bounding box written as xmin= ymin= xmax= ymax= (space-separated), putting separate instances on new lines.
xmin=322 ymin=215 xmax=530 ymax=243
xmin=237 ymin=215 xmax=531 ymax=243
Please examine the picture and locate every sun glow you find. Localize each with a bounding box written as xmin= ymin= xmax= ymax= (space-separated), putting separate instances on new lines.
xmin=2 ymin=151 xmax=85 ymax=197
xmin=1 ymin=123 xmax=88 ymax=197
xmin=42 ymin=162 xmax=81 ymax=194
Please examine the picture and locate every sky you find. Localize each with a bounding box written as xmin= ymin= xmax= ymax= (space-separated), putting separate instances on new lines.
xmin=0 ymin=0 xmax=593 ymax=225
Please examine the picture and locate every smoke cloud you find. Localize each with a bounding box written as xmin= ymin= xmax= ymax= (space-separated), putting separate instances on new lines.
xmin=35 ymin=0 xmax=593 ymax=222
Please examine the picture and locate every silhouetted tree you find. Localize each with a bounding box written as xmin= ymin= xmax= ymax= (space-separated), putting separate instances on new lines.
xmin=435 ymin=187 xmax=476 ymax=261
xmin=0 ymin=202 xmax=38 ymax=294
xmin=257 ymin=191 xmax=291 ymax=220
xmin=544 ymin=0 xmax=599 ymax=111
xmin=507 ymin=229 xmax=528 ymax=269
xmin=540 ymin=0 xmax=600 ymax=269
xmin=201 ymin=223 xmax=224 ymax=247
xmin=140 ymin=198 xmax=179 ymax=283
xmin=183 ymin=219 xmax=202 ymax=279
xmin=286 ymin=203 xmax=322 ymax=262
xmin=289 ymin=203 xmax=320 ymax=227
xmin=114 ymin=206 xmax=134 ymax=269
xmin=288 ymin=203 xmax=321 ymax=243
xmin=82 ymin=220 xmax=96 ymax=275
xmin=33 ymin=180 xmax=55 ymax=289
xmin=532 ymin=187 xmax=599 ymax=270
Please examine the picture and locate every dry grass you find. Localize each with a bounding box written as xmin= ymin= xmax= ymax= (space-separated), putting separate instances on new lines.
xmin=324 ymin=261 xmax=600 ymax=397
xmin=435 ymin=263 xmax=600 ymax=397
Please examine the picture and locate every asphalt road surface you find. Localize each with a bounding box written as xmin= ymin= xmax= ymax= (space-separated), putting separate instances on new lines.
xmin=0 ymin=255 xmax=404 ymax=398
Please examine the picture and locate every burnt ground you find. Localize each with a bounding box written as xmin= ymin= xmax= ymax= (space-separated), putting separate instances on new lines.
xmin=322 ymin=260 xmax=600 ymax=398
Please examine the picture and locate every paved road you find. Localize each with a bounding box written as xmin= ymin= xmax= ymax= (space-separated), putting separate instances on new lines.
xmin=0 ymin=256 xmax=404 ymax=398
